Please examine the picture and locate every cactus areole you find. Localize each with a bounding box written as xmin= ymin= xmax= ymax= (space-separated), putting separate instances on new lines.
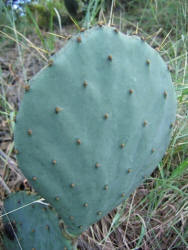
xmin=14 ymin=25 xmax=177 ymax=236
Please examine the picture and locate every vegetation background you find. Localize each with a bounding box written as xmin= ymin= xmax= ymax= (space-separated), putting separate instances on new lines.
xmin=0 ymin=0 xmax=187 ymax=249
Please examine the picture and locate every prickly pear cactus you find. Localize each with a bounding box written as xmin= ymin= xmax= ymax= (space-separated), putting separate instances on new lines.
xmin=14 ymin=25 xmax=177 ymax=235
xmin=2 ymin=191 xmax=76 ymax=250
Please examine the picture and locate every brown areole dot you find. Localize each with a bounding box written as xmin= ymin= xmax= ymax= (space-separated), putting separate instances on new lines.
xmin=80 ymin=27 xmax=85 ymax=32
xmin=46 ymin=225 xmax=49 ymax=230
xmin=27 ymin=129 xmax=32 ymax=135
xmin=33 ymin=176 xmax=37 ymax=181
xmin=104 ymin=185 xmax=109 ymax=190
xmin=143 ymin=120 xmax=148 ymax=126
xmin=104 ymin=113 xmax=109 ymax=119
xmin=129 ymin=89 xmax=134 ymax=94
xmin=69 ymin=216 xmax=74 ymax=220
xmin=164 ymin=91 xmax=168 ymax=98
xmin=121 ymin=193 xmax=125 ymax=197
xmin=78 ymin=225 xmax=83 ymax=229
xmin=83 ymin=203 xmax=88 ymax=207
xmin=77 ymin=139 xmax=81 ymax=145
xmin=70 ymin=183 xmax=75 ymax=188
xmin=95 ymin=163 xmax=100 ymax=168
xmin=121 ymin=144 xmax=125 ymax=148
xmin=127 ymin=168 xmax=132 ymax=173
xmin=55 ymin=107 xmax=62 ymax=113
xmin=77 ymin=36 xmax=81 ymax=43
xmin=14 ymin=149 xmax=19 ymax=154
xmin=55 ymin=197 xmax=60 ymax=201
xmin=114 ymin=28 xmax=119 ymax=33
xmin=31 ymin=229 xmax=35 ymax=233
xmin=83 ymin=81 xmax=88 ymax=87
xmin=108 ymin=55 xmax=112 ymax=61
xmin=64 ymin=247 xmax=68 ymax=250
xmin=17 ymin=200 xmax=21 ymax=204
xmin=52 ymin=160 xmax=56 ymax=165
xmin=25 ymin=84 xmax=30 ymax=91
xmin=146 ymin=59 xmax=150 ymax=65
xmin=140 ymin=36 xmax=145 ymax=41
xmin=97 ymin=211 xmax=102 ymax=216
xmin=151 ymin=148 xmax=155 ymax=153
xmin=48 ymin=60 xmax=54 ymax=66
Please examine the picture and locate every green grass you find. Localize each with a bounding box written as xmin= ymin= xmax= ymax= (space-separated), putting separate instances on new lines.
xmin=0 ymin=0 xmax=187 ymax=249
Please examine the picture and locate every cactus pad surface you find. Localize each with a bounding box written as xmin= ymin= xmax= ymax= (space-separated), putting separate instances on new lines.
xmin=14 ymin=25 xmax=177 ymax=235
xmin=2 ymin=191 xmax=75 ymax=250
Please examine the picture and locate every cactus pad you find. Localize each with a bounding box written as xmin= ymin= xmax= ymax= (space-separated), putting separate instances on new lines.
xmin=2 ymin=191 xmax=76 ymax=250
xmin=14 ymin=25 xmax=177 ymax=235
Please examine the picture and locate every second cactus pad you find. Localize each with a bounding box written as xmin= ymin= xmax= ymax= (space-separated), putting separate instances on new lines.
xmin=15 ymin=25 xmax=176 ymax=235
xmin=2 ymin=192 xmax=76 ymax=250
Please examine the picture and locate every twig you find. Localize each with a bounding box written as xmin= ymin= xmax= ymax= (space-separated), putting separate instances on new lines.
xmin=0 ymin=175 xmax=11 ymax=194
xmin=0 ymin=149 xmax=23 ymax=176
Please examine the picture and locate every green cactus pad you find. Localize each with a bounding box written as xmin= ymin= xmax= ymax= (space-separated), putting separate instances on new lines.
xmin=14 ymin=25 xmax=177 ymax=235
xmin=2 ymin=191 xmax=76 ymax=250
